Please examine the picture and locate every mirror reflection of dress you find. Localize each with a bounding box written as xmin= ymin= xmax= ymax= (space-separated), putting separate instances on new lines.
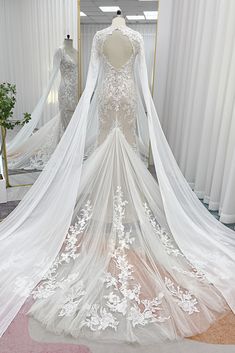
xmin=58 ymin=41 xmax=78 ymax=131
xmin=0 ymin=23 xmax=235 ymax=345
xmin=7 ymin=42 xmax=78 ymax=170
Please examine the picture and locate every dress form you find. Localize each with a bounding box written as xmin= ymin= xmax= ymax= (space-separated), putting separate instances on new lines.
xmin=103 ymin=16 xmax=133 ymax=69
xmin=63 ymin=36 xmax=77 ymax=64
xmin=57 ymin=37 xmax=78 ymax=131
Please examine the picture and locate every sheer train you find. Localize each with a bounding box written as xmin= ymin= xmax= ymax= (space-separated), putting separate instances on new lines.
xmin=0 ymin=26 xmax=234 ymax=343
xmin=29 ymin=128 xmax=228 ymax=343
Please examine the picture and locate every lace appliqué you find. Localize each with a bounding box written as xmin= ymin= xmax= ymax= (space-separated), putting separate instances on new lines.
xmin=144 ymin=203 xmax=206 ymax=282
xmin=32 ymin=201 xmax=92 ymax=300
xmin=144 ymin=203 xmax=182 ymax=257
xmin=81 ymin=187 xmax=170 ymax=331
xmin=58 ymin=49 xmax=78 ymax=129
xmin=165 ymin=278 xmax=199 ymax=315
xmin=58 ymin=284 xmax=86 ymax=317
xmin=96 ymin=26 xmax=139 ymax=151
xmin=27 ymin=126 xmax=61 ymax=170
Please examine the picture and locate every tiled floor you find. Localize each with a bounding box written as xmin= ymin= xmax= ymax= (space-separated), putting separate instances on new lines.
xmin=0 ymin=200 xmax=19 ymax=221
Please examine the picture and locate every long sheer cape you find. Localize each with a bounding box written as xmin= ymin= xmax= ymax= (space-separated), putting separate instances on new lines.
xmin=0 ymin=28 xmax=234 ymax=337
xmin=6 ymin=49 xmax=62 ymax=156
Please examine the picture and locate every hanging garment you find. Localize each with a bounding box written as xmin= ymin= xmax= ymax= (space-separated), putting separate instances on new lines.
xmin=7 ymin=47 xmax=78 ymax=170
xmin=0 ymin=26 xmax=234 ymax=344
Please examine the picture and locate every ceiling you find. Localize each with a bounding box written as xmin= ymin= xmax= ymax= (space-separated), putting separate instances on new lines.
xmin=81 ymin=0 xmax=158 ymax=24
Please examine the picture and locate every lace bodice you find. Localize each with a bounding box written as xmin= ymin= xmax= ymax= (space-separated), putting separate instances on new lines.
xmin=58 ymin=48 xmax=78 ymax=130
xmin=94 ymin=26 xmax=143 ymax=149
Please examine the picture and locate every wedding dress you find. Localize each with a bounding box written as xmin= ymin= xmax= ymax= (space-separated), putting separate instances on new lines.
xmin=7 ymin=46 xmax=78 ymax=170
xmin=0 ymin=26 xmax=235 ymax=344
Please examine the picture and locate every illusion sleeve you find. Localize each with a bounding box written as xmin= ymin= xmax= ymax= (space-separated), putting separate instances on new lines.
xmin=83 ymin=32 xmax=100 ymax=97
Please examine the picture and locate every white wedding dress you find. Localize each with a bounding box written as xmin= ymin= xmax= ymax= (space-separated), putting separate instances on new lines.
xmin=0 ymin=26 xmax=234 ymax=344
xmin=7 ymin=47 xmax=78 ymax=170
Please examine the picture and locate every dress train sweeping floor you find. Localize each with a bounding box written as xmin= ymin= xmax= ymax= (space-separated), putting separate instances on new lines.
xmin=29 ymin=128 xmax=228 ymax=344
xmin=0 ymin=25 xmax=235 ymax=344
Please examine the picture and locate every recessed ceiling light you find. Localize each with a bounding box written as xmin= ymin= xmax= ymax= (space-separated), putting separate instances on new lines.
xmin=80 ymin=11 xmax=87 ymax=17
xmin=99 ymin=6 xmax=121 ymax=12
xmin=126 ymin=15 xmax=145 ymax=20
xmin=144 ymin=11 xmax=158 ymax=20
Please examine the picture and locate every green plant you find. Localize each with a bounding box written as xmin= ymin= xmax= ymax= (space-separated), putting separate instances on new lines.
xmin=0 ymin=82 xmax=31 ymax=185
xmin=0 ymin=82 xmax=31 ymax=129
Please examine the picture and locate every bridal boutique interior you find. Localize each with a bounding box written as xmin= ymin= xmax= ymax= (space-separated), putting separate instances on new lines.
xmin=0 ymin=0 xmax=235 ymax=352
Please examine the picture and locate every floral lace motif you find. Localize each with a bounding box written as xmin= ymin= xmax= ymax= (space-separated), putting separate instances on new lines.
xmin=144 ymin=203 xmax=206 ymax=282
xmin=32 ymin=201 xmax=92 ymax=300
xmin=144 ymin=202 xmax=182 ymax=257
xmin=81 ymin=187 xmax=170 ymax=331
xmin=27 ymin=125 xmax=61 ymax=170
xmin=165 ymin=278 xmax=199 ymax=315
xmin=58 ymin=284 xmax=86 ymax=317
xmin=96 ymin=27 xmax=141 ymax=150
xmin=59 ymin=49 xmax=78 ymax=130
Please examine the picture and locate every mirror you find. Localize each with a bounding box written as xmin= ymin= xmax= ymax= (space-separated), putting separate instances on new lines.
xmin=0 ymin=0 xmax=79 ymax=198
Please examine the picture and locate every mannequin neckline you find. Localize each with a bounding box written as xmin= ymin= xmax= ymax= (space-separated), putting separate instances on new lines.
xmin=109 ymin=24 xmax=130 ymax=33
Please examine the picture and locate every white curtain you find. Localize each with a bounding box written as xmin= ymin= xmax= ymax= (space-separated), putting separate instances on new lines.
xmin=155 ymin=0 xmax=235 ymax=224
xmin=0 ymin=0 xmax=77 ymax=127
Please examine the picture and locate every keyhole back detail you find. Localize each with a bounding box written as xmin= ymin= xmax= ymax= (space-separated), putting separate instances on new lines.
xmin=103 ymin=30 xmax=133 ymax=70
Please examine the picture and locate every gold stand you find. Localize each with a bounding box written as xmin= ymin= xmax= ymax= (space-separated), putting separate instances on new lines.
xmin=1 ymin=126 xmax=11 ymax=188
xmin=0 ymin=127 xmax=33 ymax=189
xmin=148 ymin=1 xmax=160 ymax=168
xmin=77 ymin=0 xmax=82 ymax=99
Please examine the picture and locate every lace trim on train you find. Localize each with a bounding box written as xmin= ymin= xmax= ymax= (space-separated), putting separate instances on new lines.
xmin=32 ymin=201 xmax=92 ymax=299
xmin=32 ymin=187 xmax=200 ymax=332
xmin=144 ymin=203 xmax=206 ymax=282
xmin=81 ymin=187 xmax=170 ymax=331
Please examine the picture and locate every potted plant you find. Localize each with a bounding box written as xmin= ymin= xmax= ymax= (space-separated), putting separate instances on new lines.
xmin=0 ymin=82 xmax=31 ymax=187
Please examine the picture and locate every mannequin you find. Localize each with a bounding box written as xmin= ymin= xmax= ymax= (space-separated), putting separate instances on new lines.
xmin=58 ymin=34 xmax=78 ymax=130
xmin=111 ymin=10 xmax=126 ymax=28
xmin=63 ymin=34 xmax=77 ymax=63
xmin=103 ymin=10 xmax=133 ymax=69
